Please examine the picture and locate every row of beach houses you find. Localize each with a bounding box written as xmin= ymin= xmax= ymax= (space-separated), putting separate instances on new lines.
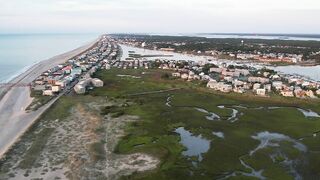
xmin=32 ymin=36 xmax=119 ymax=96
xmin=154 ymin=60 xmax=320 ymax=98
xmin=99 ymin=42 xmax=320 ymax=99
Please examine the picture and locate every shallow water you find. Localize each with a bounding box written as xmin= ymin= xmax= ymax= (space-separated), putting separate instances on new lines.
xmin=250 ymin=131 xmax=307 ymax=156
xmin=219 ymin=158 xmax=266 ymax=180
xmin=212 ymin=132 xmax=224 ymax=139
xmin=218 ymin=105 xmax=239 ymax=122
xmin=165 ymin=95 xmax=173 ymax=107
xmin=272 ymin=65 xmax=320 ymax=81
xmin=120 ymin=44 xmax=208 ymax=62
xmin=175 ymin=127 xmax=210 ymax=161
xmin=232 ymin=105 xmax=320 ymax=119
xmin=194 ymin=108 xmax=220 ymax=121
xmin=268 ymin=107 xmax=320 ymax=118
xmin=297 ymin=108 xmax=320 ymax=118
xmin=240 ymin=159 xmax=266 ymax=180
xmin=270 ymin=153 xmax=302 ymax=180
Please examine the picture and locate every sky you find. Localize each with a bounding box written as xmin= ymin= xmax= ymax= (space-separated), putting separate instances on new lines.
xmin=0 ymin=0 xmax=320 ymax=34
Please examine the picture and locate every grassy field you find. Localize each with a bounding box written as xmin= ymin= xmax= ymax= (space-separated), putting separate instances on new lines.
xmin=2 ymin=68 xmax=319 ymax=179
xmin=88 ymin=68 xmax=320 ymax=179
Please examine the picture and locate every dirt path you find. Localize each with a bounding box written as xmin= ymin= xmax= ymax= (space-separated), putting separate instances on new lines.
xmin=127 ymin=88 xmax=182 ymax=96
xmin=0 ymin=98 xmax=158 ymax=179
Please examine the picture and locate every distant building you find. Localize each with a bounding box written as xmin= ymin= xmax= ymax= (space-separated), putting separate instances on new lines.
xmin=281 ymin=90 xmax=294 ymax=97
xmin=233 ymin=80 xmax=244 ymax=87
xmin=272 ymin=81 xmax=283 ymax=90
xmin=105 ymin=64 xmax=111 ymax=70
xmin=74 ymin=78 xmax=104 ymax=94
xmin=207 ymin=81 xmax=232 ymax=93
xmin=248 ymin=77 xmax=270 ymax=84
xmin=159 ymin=48 xmax=175 ymax=52
xmin=294 ymin=89 xmax=306 ymax=98
xmin=52 ymin=86 xmax=61 ymax=93
xmin=235 ymin=69 xmax=250 ymax=76
xmin=43 ymin=90 xmax=54 ymax=96
xmin=172 ymin=72 xmax=181 ymax=77
xmin=264 ymin=84 xmax=272 ymax=92
xmin=92 ymin=78 xmax=104 ymax=87
xmin=256 ymin=89 xmax=266 ymax=96
xmin=74 ymin=79 xmax=91 ymax=94
xmin=209 ymin=68 xmax=223 ymax=74
xmin=306 ymin=90 xmax=317 ymax=98
xmin=224 ymin=76 xmax=233 ymax=82
xmin=181 ymin=73 xmax=189 ymax=80
xmin=33 ymin=85 xmax=46 ymax=91
xmin=207 ymin=80 xmax=218 ymax=89
xmin=253 ymin=83 xmax=261 ymax=91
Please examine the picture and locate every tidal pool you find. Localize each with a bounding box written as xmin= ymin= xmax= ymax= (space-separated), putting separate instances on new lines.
xmin=218 ymin=105 xmax=239 ymax=122
xmin=165 ymin=95 xmax=172 ymax=107
xmin=268 ymin=107 xmax=320 ymax=118
xmin=194 ymin=108 xmax=220 ymax=121
xmin=297 ymin=108 xmax=320 ymax=118
xmin=239 ymin=159 xmax=266 ymax=180
xmin=120 ymin=44 xmax=208 ymax=62
xmin=220 ymin=158 xmax=266 ymax=180
xmin=230 ymin=105 xmax=320 ymax=119
xmin=250 ymin=131 xmax=307 ymax=156
xmin=175 ymin=127 xmax=211 ymax=161
xmin=212 ymin=132 xmax=225 ymax=139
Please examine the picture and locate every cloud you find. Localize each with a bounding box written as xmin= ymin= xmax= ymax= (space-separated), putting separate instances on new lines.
xmin=0 ymin=0 xmax=319 ymax=33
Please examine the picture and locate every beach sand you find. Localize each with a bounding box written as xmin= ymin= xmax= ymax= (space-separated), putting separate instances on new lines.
xmin=0 ymin=37 xmax=100 ymax=158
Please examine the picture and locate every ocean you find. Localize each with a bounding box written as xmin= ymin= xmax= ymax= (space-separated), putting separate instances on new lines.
xmin=0 ymin=34 xmax=99 ymax=83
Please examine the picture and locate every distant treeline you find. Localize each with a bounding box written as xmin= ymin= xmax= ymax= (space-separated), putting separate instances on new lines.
xmin=111 ymin=34 xmax=320 ymax=61
xmin=198 ymin=33 xmax=320 ymax=39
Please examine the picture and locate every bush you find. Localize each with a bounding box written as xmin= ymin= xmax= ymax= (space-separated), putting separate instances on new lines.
xmin=161 ymin=73 xmax=170 ymax=79
xmin=111 ymin=110 xmax=125 ymax=118
xmin=101 ymin=105 xmax=116 ymax=115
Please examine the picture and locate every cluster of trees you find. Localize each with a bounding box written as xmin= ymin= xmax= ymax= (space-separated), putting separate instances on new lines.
xmin=113 ymin=34 xmax=320 ymax=61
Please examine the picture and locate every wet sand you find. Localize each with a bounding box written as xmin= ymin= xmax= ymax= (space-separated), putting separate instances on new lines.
xmin=0 ymin=37 xmax=99 ymax=158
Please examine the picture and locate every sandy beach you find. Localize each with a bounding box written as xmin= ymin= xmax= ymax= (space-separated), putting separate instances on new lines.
xmin=0 ymin=37 xmax=100 ymax=158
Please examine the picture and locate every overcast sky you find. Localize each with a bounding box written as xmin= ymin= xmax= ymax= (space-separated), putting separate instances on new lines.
xmin=0 ymin=0 xmax=319 ymax=34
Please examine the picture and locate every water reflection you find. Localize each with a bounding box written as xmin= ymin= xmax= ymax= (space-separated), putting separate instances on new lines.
xmin=297 ymin=108 xmax=320 ymax=118
xmin=175 ymin=127 xmax=210 ymax=161
xmin=250 ymin=131 xmax=307 ymax=156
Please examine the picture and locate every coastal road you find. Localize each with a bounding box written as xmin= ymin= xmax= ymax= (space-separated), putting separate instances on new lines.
xmin=0 ymin=37 xmax=99 ymax=158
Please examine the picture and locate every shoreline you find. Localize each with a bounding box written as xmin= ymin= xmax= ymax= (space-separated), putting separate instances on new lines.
xmin=0 ymin=35 xmax=101 ymax=159
xmin=0 ymin=36 xmax=100 ymax=100
xmin=1 ymin=64 xmax=34 ymax=84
